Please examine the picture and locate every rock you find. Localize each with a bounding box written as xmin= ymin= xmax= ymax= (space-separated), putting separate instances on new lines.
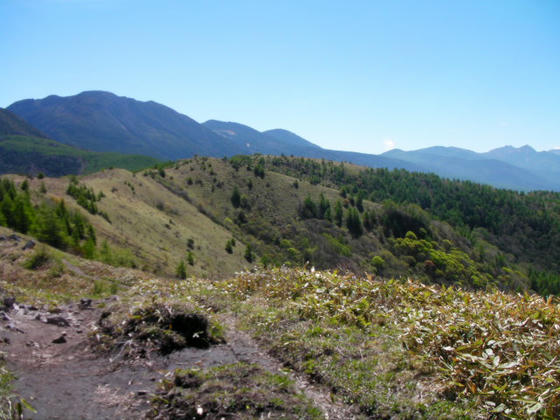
xmin=52 ymin=334 xmax=67 ymax=344
xmin=34 ymin=313 xmax=47 ymax=323
xmin=0 ymin=235 xmax=6 ymax=241
xmin=1 ymin=336 xmax=10 ymax=344
xmin=79 ymin=298 xmax=92 ymax=309
xmin=46 ymin=316 xmax=71 ymax=327
xmin=6 ymin=323 xmax=24 ymax=333
xmin=22 ymin=240 xmax=35 ymax=250
xmin=7 ymin=234 xmax=21 ymax=242
xmin=0 ymin=312 xmax=11 ymax=322
xmin=2 ymin=297 xmax=15 ymax=311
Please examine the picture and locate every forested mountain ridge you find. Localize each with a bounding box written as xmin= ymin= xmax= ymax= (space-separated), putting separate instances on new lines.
xmin=10 ymin=91 xmax=560 ymax=191
xmin=261 ymin=156 xmax=560 ymax=274
xmin=8 ymin=91 xmax=245 ymax=160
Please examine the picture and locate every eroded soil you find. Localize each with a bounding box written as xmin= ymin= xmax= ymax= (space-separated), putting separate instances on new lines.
xmin=1 ymin=300 xmax=356 ymax=419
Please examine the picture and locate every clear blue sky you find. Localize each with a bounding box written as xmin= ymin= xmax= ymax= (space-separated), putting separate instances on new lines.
xmin=1 ymin=0 xmax=559 ymax=154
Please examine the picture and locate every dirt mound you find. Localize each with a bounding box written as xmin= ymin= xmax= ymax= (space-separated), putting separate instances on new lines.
xmin=99 ymin=303 xmax=221 ymax=356
xmin=151 ymin=362 xmax=323 ymax=420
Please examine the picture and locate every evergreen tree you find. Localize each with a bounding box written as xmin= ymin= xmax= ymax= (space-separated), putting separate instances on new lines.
xmin=231 ymin=186 xmax=241 ymax=208
xmin=346 ymin=207 xmax=363 ymax=238
xmin=318 ymin=193 xmax=331 ymax=220
xmin=301 ymin=195 xmax=317 ymax=219
xmin=334 ymin=200 xmax=344 ymax=227
xmin=176 ymin=260 xmax=187 ymax=279
xmin=244 ymin=244 xmax=255 ymax=263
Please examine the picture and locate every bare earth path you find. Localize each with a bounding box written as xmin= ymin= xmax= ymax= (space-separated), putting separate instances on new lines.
xmin=1 ymin=300 xmax=356 ymax=419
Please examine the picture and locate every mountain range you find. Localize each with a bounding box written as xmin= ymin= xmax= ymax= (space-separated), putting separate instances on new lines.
xmin=6 ymin=90 xmax=560 ymax=191
xmin=0 ymin=107 xmax=159 ymax=176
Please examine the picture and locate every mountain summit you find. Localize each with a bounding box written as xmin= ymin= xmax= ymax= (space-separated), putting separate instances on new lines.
xmin=8 ymin=91 xmax=244 ymax=160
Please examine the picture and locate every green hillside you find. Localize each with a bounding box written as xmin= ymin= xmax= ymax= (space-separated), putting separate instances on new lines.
xmin=142 ymin=155 xmax=557 ymax=295
xmin=0 ymin=135 xmax=160 ymax=176
xmin=2 ymin=156 xmax=560 ymax=419
xmin=2 ymin=154 xmax=560 ymax=296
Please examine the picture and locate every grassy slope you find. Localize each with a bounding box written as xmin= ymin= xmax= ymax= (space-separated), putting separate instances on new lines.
xmin=2 ymin=164 xmax=560 ymax=418
xmin=0 ymin=135 xmax=160 ymax=175
xmin=5 ymin=155 xmax=538 ymax=292
xmin=18 ymin=169 xmax=249 ymax=278
xmin=159 ymin=157 xmax=386 ymax=272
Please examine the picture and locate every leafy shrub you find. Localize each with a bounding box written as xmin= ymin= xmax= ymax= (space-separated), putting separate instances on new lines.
xmin=24 ymin=247 xmax=51 ymax=270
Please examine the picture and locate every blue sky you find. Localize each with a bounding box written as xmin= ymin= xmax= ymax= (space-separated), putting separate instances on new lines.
xmin=1 ymin=0 xmax=559 ymax=154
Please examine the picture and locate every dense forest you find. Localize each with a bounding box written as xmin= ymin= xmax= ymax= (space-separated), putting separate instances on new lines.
xmin=265 ymin=156 xmax=560 ymax=269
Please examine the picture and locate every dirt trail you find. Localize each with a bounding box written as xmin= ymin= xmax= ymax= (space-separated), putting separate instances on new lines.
xmin=1 ymin=300 xmax=355 ymax=419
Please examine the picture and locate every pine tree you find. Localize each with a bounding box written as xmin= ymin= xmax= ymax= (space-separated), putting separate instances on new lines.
xmin=231 ymin=187 xmax=241 ymax=208
xmin=346 ymin=207 xmax=363 ymax=238
xmin=176 ymin=260 xmax=187 ymax=279
xmin=334 ymin=200 xmax=343 ymax=227
xmin=244 ymin=244 xmax=255 ymax=263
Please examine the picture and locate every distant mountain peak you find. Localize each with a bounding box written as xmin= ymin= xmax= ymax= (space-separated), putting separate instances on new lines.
xmin=8 ymin=92 xmax=244 ymax=160
xmin=490 ymin=144 xmax=536 ymax=154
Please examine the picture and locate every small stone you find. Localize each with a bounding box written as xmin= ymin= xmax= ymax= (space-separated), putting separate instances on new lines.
xmin=52 ymin=334 xmax=67 ymax=344
xmin=35 ymin=313 xmax=46 ymax=322
xmin=0 ymin=312 xmax=11 ymax=322
xmin=46 ymin=316 xmax=71 ymax=327
xmin=0 ymin=235 xmax=6 ymax=241
xmin=3 ymin=297 xmax=15 ymax=310
xmin=6 ymin=323 xmax=24 ymax=333
xmin=136 ymin=390 xmax=149 ymax=396
xmin=79 ymin=298 xmax=92 ymax=309
xmin=7 ymin=234 xmax=20 ymax=242
xmin=1 ymin=336 xmax=10 ymax=344
xmin=22 ymin=240 xmax=36 ymax=250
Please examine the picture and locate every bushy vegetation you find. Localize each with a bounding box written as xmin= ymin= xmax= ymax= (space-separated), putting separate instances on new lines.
xmin=218 ymin=267 xmax=560 ymax=418
xmin=66 ymin=177 xmax=110 ymax=222
xmin=265 ymin=156 xmax=560 ymax=275
xmin=0 ymin=178 xmax=97 ymax=253
xmin=152 ymin=363 xmax=322 ymax=419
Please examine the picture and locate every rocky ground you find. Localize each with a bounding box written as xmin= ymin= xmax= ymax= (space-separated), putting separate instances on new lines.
xmin=0 ymin=232 xmax=355 ymax=419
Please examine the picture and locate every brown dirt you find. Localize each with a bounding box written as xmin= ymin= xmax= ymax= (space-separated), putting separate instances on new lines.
xmin=1 ymin=300 xmax=357 ymax=419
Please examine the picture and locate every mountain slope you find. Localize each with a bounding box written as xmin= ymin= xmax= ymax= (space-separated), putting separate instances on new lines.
xmin=205 ymin=121 xmax=425 ymax=172
xmin=6 ymin=92 xmax=433 ymax=174
xmin=484 ymin=145 xmax=560 ymax=187
xmin=0 ymin=108 xmax=46 ymax=138
xmin=8 ymin=91 xmax=245 ymax=160
xmin=203 ymin=120 xmax=298 ymax=155
xmin=262 ymin=128 xmax=322 ymax=150
xmin=9 ymin=91 xmax=560 ymax=190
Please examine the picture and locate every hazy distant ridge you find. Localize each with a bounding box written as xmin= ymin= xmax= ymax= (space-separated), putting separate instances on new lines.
xmin=8 ymin=91 xmax=560 ymax=191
